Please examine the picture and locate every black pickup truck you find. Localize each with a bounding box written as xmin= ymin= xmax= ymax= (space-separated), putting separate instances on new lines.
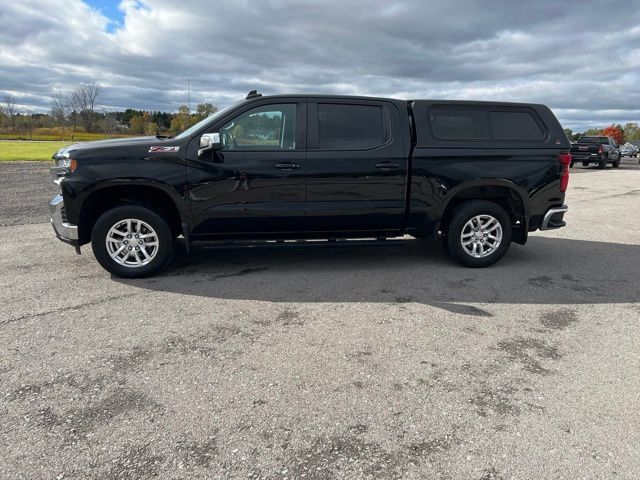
xmin=50 ymin=92 xmax=571 ymax=277
xmin=570 ymin=136 xmax=621 ymax=168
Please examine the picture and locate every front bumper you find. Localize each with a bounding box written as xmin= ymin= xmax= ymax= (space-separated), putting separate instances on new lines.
xmin=539 ymin=205 xmax=568 ymax=230
xmin=49 ymin=195 xmax=79 ymax=245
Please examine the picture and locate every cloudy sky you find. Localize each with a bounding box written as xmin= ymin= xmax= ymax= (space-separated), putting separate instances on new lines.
xmin=1 ymin=0 xmax=639 ymax=131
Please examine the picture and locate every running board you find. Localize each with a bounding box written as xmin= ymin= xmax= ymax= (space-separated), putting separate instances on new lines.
xmin=192 ymin=237 xmax=408 ymax=251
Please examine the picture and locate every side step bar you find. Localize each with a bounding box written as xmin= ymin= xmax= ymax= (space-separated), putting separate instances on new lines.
xmin=192 ymin=237 xmax=408 ymax=251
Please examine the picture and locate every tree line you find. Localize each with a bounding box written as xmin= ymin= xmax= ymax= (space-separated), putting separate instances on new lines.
xmin=0 ymin=82 xmax=218 ymax=139
xmin=4 ymin=84 xmax=640 ymax=144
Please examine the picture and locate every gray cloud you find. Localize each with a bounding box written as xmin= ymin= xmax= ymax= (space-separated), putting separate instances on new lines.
xmin=1 ymin=0 xmax=639 ymax=131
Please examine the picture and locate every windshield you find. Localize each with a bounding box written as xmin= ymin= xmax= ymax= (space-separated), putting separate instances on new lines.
xmin=578 ymin=137 xmax=608 ymax=144
xmin=173 ymin=101 xmax=244 ymax=140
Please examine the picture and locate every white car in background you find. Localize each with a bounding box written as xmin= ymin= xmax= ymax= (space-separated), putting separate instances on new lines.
xmin=619 ymin=143 xmax=639 ymax=159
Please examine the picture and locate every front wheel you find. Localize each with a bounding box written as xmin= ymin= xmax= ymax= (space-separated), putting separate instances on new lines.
xmin=613 ymin=156 xmax=621 ymax=168
xmin=91 ymin=205 xmax=175 ymax=278
xmin=443 ymin=200 xmax=512 ymax=268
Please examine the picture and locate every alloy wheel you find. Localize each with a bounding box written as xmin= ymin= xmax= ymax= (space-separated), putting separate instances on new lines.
xmin=460 ymin=214 xmax=503 ymax=258
xmin=105 ymin=218 xmax=159 ymax=267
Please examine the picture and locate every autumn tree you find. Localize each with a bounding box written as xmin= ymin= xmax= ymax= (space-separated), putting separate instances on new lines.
xmin=130 ymin=114 xmax=145 ymax=134
xmin=169 ymin=105 xmax=191 ymax=134
xmin=602 ymin=125 xmax=625 ymax=145
xmin=195 ymin=102 xmax=217 ymax=120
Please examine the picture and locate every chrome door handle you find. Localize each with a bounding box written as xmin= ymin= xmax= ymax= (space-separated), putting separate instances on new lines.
xmin=274 ymin=162 xmax=300 ymax=170
xmin=375 ymin=162 xmax=399 ymax=169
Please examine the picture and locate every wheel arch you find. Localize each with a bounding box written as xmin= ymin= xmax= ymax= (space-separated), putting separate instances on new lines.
xmin=440 ymin=181 xmax=530 ymax=244
xmin=77 ymin=182 xmax=187 ymax=245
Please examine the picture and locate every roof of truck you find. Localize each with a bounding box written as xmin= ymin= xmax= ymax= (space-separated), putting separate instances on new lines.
xmin=245 ymin=93 xmax=546 ymax=109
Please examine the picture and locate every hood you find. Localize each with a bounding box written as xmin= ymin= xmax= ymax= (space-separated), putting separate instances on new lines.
xmin=53 ymin=136 xmax=167 ymax=159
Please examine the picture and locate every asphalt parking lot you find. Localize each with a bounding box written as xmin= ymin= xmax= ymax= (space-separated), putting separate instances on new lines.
xmin=1 ymin=159 xmax=639 ymax=479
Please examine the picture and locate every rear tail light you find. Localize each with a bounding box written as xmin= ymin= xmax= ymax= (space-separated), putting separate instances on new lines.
xmin=558 ymin=153 xmax=571 ymax=192
xmin=598 ymin=145 xmax=603 ymax=154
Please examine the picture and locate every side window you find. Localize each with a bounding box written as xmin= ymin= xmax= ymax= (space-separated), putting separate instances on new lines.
xmin=430 ymin=109 xmax=489 ymax=140
xmin=220 ymin=104 xmax=296 ymax=150
xmin=317 ymin=104 xmax=385 ymax=149
xmin=489 ymin=111 xmax=544 ymax=140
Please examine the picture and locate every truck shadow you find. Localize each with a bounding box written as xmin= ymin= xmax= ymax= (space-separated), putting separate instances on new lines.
xmin=115 ymin=237 xmax=640 ymax=308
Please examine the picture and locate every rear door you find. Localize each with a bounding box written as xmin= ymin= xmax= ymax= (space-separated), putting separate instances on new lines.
xmin=305 ymin=99 xmax=408 ymax=232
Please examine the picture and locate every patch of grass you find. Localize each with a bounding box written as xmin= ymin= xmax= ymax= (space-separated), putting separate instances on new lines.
xmin=0 ymin=141 xmax=73 ymax=161
xmin=0 ymin=133 xmax=132 ymax=141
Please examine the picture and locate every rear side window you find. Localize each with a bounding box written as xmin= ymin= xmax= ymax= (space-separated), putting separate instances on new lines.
xmin=430 ymin=109 xmax=489 ymax=140
xmin=318 ymin=104 xmax=385 ymax=149
xmin=430 ymin=107 xmax=546 ymax=142
xmin=489 ymin=111 xmax=543 ymax=140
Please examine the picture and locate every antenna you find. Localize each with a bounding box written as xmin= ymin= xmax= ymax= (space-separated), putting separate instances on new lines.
xmin=187 ymin=79 xmax=191 ymax=113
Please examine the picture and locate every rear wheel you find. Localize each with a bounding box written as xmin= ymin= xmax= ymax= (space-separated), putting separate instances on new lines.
xmin=613 ymin=156 xmax=621 ymax=168
xmin=443 ymin=200 xmax=512 ymax=268
xmin=91 ymin=205 xmax=175 ymax=278
xmin=598 ymin=155 xmax=607 ymax=169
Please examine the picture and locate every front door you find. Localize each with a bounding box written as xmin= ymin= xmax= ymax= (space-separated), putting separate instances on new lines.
xmin=186 ymin=100 xmax=307 ymax=236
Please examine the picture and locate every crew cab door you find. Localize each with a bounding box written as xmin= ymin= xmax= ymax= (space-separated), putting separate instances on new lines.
xmin=305 ymin=99 xmax=409 ymax=232
xmin=185 ymin=99 xmax=307 ymax=235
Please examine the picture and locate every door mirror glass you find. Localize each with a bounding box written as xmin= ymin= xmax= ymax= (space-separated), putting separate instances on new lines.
xmin=198 ymin=132 xmax=221 ymax=156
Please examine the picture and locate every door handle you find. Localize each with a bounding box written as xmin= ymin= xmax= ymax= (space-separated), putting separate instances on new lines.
xmin=375 ymin=162 xmax=399 ymax=169
xmin=273 ymin=162 xmax=300 ymax=170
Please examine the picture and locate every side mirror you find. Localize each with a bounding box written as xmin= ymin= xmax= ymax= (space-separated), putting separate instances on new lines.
xmin=198 ymin=132 xmax=221 ymax=156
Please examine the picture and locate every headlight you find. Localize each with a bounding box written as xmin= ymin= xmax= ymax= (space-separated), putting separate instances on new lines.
xmin=51 ymin=150 xmax=76 ymax=184
xmin=53 ymin=150 xmax=71 ymax=168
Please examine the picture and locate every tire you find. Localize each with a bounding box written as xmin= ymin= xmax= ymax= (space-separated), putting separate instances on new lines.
xmin=91 ymin=205 xmax=175 ymax=278
xmin=444 ymin=200 xmax=512 ymax=268
xmin=613 ymin=156 xmax=621 ymax=168
xmin=598 ymin=155 xmax=607 ymax=169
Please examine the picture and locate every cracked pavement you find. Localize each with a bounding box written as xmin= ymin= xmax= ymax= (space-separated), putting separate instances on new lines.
xmin=0 ymin=160 xmax=639 ymax=479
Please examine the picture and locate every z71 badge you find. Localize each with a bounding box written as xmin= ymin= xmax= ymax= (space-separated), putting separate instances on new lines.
xmin=149 ymin=146 xmax=180 ymax=153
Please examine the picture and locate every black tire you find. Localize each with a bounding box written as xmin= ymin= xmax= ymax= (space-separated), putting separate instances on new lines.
xmin=613 ymin=156 xmax=621 ymax=168
xmin=598 ymin=155 xmax=607 ymax=169
xmin=91 ymin=205 xmax=174 ymax=278
xmin=444 ymin=200 xmax=512 ymax=268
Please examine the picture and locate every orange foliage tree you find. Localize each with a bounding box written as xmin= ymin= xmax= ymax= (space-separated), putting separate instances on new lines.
xmin=602 ymin=125 xmax=625 ymax=145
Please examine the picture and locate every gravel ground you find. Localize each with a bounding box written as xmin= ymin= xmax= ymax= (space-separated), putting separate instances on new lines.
xmin=0 ymin=159 xmax=639 ymax=479
xmin=0 ymin=161 xmax=58 ymax=226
